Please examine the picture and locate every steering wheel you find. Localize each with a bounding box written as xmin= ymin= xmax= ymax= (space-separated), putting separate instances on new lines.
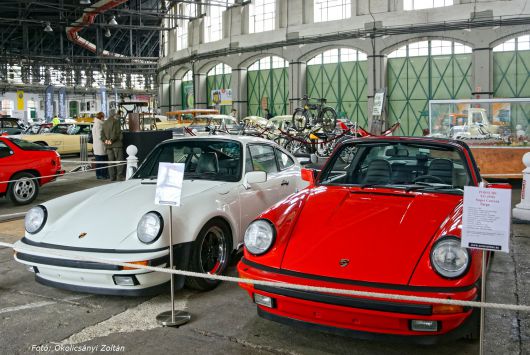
xmin=413 ymin=175 xmax=444 ymax=183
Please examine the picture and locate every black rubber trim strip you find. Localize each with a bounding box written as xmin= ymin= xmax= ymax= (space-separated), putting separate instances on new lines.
xmin=35 ymin=275 xmax=173 ymax=297
xmin=255 ymin=285 xmax=432 ymax=315
xmin=241 ymin=258 xmax=476 ymax=293
xmin=17 ymin=252 xmax=120 ymax=270
xmin=257 ymin=307 xmax=479 ymax=346
xmin=20 ymin=237 xmax=168 ymax=254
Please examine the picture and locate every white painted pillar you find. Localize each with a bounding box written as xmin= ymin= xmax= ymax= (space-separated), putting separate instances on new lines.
xmin=231 ymin=68 xmax=248 ymax=117
xmin=288 ymin=61 xmax=306 ymax=114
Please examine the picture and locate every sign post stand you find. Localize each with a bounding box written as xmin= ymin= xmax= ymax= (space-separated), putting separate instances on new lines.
xmin=154 ymin=163 xmax=191 ymax=327
xmin=461 ymin=185 xmax=511 ymax=355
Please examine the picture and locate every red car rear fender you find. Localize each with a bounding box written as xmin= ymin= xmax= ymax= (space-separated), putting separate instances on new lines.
xmin=244 ymin=189 xmax=310 ymax=268
xmin=409 ymin=202 xmax=483 ymax=288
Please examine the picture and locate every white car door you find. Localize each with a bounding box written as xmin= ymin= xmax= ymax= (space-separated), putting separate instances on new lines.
xmin=274 ymin=148 xmax=301 ymax=199
xmin=238 ymin=143 xmax=284 ymax=239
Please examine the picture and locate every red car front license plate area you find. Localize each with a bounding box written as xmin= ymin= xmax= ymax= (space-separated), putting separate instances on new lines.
xmin=256 ymin=290 xmax=471 ymax=336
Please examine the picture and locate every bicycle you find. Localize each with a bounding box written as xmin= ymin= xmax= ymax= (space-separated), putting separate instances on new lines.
xmin=292 ymin=95 xmax=337 ymax=133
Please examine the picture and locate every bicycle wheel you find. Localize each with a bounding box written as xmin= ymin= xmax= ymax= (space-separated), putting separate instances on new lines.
xmin=292 ymin=108 xmax=309 ymax=132
xmin=320 ymin=107 xmax=337 ymax=133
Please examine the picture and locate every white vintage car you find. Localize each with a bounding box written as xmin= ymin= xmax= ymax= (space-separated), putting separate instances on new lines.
xmin=14 ymin=136 xmax=306 ymax=295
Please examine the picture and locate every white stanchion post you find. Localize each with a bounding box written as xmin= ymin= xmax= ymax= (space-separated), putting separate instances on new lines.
xmin=513 ymin=152 xmax=530 ymax=221
xmin=126 ymin=145 xmax=138 ymax=180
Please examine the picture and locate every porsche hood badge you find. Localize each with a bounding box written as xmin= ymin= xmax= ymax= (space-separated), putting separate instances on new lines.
xmin=339 ymin=259 xmax=350 ymax=267
xmin=78 ymin=232 xmax=88 ymax=239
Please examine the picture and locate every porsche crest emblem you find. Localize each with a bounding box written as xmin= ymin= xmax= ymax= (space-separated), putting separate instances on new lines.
xmin=78 ymin=232 xmax=87 ymax=239
xmin=339 ymin=259 xmax=350 ymax=267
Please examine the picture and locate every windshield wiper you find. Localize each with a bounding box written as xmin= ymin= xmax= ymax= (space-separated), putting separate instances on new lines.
xmin=404 ymin=182 xmax=462 ymax=192
xmin=359 ymin=183 xmax=390 ymax=189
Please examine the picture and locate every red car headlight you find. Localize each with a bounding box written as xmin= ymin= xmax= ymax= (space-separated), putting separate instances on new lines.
xmin=244 ymin=219 xmax=276 ymax=255
xmin=430 ymin=237 xmax=470 ymax=279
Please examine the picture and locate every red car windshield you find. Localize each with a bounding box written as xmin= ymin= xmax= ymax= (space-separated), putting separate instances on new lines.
xmin=319 ymin=142 xmax=472 ymax=192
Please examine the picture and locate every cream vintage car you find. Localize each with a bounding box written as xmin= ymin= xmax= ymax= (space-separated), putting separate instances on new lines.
xmin=17 ymin=123 xmax=93 ymax=154
xmin=14 ymin=135 xmax=306 ymax=295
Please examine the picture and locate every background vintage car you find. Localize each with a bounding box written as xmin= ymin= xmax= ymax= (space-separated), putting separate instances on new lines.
xmin=14 ymin=135 xmax=306 ymax=295
xmin=0 ymin=116 xmax=26 ymax=135
xmin=239 ymin=137 xmax=491 ymax=344
xmin=0 ymin=136 xmax=64 ymax=205
xmin=18 ymin=122 xmax=93 ymax=154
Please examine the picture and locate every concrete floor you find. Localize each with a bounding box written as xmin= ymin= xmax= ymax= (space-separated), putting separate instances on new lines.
xmin=0 ymin=167 xmax=528 ymax=354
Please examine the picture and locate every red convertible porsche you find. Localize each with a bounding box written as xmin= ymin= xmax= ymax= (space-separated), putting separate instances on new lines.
xmin=0 ymin=137 xmax=64 ymax=205
xmin=238 ymin=137 xmax=490 ymax=344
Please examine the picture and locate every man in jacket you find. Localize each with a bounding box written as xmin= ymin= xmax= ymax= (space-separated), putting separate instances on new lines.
xmin=92 ymin=112 xmax=109 ymax=180
xmin=101 ymin=113 xmax=125 ymax=181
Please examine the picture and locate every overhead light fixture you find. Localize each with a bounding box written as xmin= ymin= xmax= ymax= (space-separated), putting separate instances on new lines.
xmin=105 ymin=28 xmax=111 ymax=37
xmin=80 ymin=0 xmax=91 ymax=4
xmin=44 ymin=22 xmax=53 ymax=33
xmin=109 ymin=16 xmax=118 ymax=26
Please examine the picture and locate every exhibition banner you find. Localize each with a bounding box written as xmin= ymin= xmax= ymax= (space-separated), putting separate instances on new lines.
xmin=155 ymin=163 xmax=185 ymax=206
xmin=16 ymin=90 xmax=24 ymax=110
xmin=461 ymin=186 xmax=511 ymax=252
xmin=44 ymin=85 xmax=54 ymax=122
xmin=210 ymin=89 xmax=232 ymax=106
xmin=99 ymin=86 xmax=108 ymax=117
xmin=58 ymin=87 xmax=66 ymax=119
xmin=182 ymin=82 xmax=194 ymax=109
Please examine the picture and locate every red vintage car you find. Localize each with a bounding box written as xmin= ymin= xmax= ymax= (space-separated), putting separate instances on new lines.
xmin=238 ymin=136 xmax=493 ymax=344
xmin=0 ymin=137 xmax=64 ymax=205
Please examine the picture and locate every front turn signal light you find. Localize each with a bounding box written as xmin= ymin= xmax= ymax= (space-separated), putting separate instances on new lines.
xmin=121 ymin=260 xmax=149 ymax=270
xmin=432 ymin=304 xmax=464 ymax=314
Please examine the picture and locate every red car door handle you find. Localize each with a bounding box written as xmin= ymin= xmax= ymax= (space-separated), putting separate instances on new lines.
xmin=281 ymin=180 xmax=289 ymax=186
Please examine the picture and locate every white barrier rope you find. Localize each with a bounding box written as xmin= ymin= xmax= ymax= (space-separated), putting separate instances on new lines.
xmin=1 ymin=240 xmax=529 ymax=313
xmin=0 ymin=162 xmax=127 ymax=185
xmin=61 ymin=160 xmax=127 ymax=164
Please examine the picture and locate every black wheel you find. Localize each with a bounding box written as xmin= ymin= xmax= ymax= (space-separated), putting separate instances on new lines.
xmin=185 ymin=219 xmax=232 ymax=291
xmin=7 ymin=172 xmax=39 ymax=205
xmin=320 ymin=107 xmax=337 ymax=133
xmin=292 ymin=108 xmax=309 ymax=132
xmin=285 ymin=139 xmax=310 ymax=156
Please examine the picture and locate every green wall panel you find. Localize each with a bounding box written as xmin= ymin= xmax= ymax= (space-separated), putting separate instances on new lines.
xmin=388 ymin=53 xmax=472 ymax=136
xmin=306 ymin=61 xmax=368 ymax=126
xmin=247 ymin=68 xmax=288 ymax=117
xmin=206 ymin=73 xmax=232 ymax=114
xmin=494 ymin=51 xmax=530 ymax=129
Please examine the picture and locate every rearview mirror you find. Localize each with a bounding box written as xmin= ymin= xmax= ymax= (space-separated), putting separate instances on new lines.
xmin=243 ymin=171 xmax=267 ymax=189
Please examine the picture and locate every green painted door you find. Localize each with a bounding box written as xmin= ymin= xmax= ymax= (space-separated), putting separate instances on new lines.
xmin=306 ymin=60 xmax=368 ymax=126
xmin=247 ymin=57 xmax=289 ymax=117
xmin=387 ymin=42 xmax=472 ymax=136
xmin=493 ymin=50 xmax=530 ymax=129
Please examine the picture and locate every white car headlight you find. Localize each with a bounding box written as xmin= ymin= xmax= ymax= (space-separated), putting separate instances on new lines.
xmin=431 ymin=237 xmax=470 ymax=278
xmin=25 ymin=206 xmax=47 ymax=234
xmin=244 ymin=220 xmax=276 ymax=255
xmin=137 ymin=212 xmax=163 ymax=244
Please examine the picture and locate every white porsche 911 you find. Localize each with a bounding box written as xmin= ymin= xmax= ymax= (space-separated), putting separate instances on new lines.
xmin=14 ymin=136 xmax=305 ymax=295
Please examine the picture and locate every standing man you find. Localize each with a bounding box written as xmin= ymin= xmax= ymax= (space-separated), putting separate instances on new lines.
xmin=92 ymin=112 xmax=109 ymax=180
xmin=264 ymin=108 xmax=273 ymax=120
xmin=101 ymin=113 xmax=125 ymax=181
xmin=52 ymin=115 xmax=60 ymax=126
xmin=230 ymin=108 xmax=237 ymax=120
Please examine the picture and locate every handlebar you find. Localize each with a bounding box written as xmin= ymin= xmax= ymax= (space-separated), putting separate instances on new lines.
xmin=301 ymin=95 xmax=327 ymax=104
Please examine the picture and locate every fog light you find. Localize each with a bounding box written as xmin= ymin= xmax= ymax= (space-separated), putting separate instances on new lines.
xmin=254 ymin=293 xmax=275 ymax=308
xmin=411 ymin=320 xmax=439 ymax=332
xmin=113 ymin=275 xmax=138 ymax=286
xmin=27 ymin=266 xmax=36 ymax=273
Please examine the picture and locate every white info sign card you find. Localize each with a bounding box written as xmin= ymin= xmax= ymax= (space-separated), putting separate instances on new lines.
xmin=155 ymin=163 xmax=185 ymax=206
xmin=461 ymin=186 xmax=511 ymax=253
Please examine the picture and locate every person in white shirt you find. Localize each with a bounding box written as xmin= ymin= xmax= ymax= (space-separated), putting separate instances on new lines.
xmin=92 ymin=112 xmax=110 ymax=180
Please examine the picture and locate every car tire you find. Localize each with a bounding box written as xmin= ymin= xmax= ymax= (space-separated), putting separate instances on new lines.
xmin=7 ymin=172 xmax=39 ymax=205
xmin=185 ymin=219 xmax=232 ymax=291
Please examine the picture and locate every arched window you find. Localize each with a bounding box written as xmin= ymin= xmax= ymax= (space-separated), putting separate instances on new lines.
xmin=249 ymin=0 xmax=275 ymax=34
xmin=314 ymin=0 xmax=351 ymax=23
xmin=493 ymin=35 xmax=530 ymax=128
xmin=387 ymin=40 xmax=472 ymax=136
xmin=181 ymin=70 xmax=194 ymax=109
xmin=247 ymin=56 xmax=289 ymax=116
xmin=207 ymin=63 xmax=232 ymax=113
xmin=306 ymin=48 xmax=368 ymax=126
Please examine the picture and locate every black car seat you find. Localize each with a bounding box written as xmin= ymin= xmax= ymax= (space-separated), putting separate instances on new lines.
xmin=428 ymin=158 xmax=454 ymax=185
xmin=196 ymin=152 xmax=219 ymax=174
xmin=363 ymin=159 xmax=392 ymax=184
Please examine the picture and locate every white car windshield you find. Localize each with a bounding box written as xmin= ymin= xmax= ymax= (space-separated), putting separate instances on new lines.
xmin=134 ymin=139 xmax=243 ymax=182
xmin=319 ymin=141 xmax=473 ymax=193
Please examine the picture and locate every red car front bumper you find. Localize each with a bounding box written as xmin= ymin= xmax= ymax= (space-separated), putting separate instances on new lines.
xmin=238 ymin=258 xmax=480 ymax=344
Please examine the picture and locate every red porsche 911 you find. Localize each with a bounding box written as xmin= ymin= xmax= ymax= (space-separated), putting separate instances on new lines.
xmin=238 ymin=137 xmax=491 ymax=344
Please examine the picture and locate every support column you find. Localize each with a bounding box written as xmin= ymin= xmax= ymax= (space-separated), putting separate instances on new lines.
xmin=367 ymin=53 xmax=387 ymax=132
xmin=193 ymin=73 xmax=208 ymax=109
xmin=472 ymin=47 xmax=493 ymax=99
xmin=170 ymin=78 xmax=182 ymax=111
xmin=231 ymin=68 xmax=247 ymax=118
xmin=288 ymin=61 xmax=306 ymax=114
